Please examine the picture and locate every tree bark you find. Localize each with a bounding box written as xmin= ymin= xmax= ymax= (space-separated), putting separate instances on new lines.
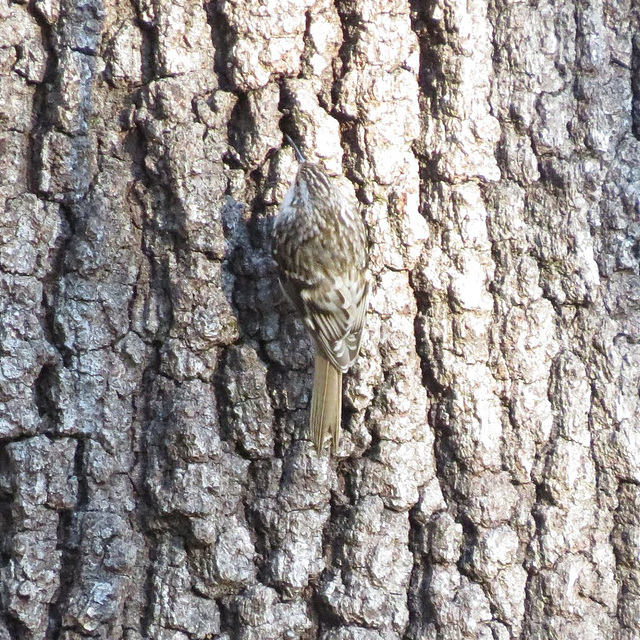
xmin=0 ymin=0 xmax=639 ymax=638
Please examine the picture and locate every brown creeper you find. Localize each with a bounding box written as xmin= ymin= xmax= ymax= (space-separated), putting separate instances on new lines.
xmin=272 ymin=136 xmax=369 ymax=453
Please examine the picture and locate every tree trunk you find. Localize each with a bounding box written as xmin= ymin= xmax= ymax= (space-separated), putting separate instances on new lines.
xmin=1 ymin=0 xmax=639 ymax=638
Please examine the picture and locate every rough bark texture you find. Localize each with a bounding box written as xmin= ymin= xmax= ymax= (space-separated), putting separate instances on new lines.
xmin=0 ymin=0 xmax=639 ymax=638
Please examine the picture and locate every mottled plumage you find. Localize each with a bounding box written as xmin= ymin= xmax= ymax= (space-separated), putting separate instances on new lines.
xmin=272 ymin=139 xmax=369 ymax=453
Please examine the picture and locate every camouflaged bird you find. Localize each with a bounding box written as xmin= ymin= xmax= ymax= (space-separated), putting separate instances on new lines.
xmin=272 ymin=136 xmax=369 ymax=453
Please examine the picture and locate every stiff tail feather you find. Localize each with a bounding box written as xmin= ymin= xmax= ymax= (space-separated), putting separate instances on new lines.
xmin=310 ymin=354 xmax=342 ymax=453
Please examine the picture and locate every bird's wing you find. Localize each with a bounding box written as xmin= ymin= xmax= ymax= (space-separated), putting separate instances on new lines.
xmin=299 ymin=268 xmax=369 ymax=373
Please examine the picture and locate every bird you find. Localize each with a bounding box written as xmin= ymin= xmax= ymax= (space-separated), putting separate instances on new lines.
xmin=271 ymin=135 xmax=369 ymax=453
